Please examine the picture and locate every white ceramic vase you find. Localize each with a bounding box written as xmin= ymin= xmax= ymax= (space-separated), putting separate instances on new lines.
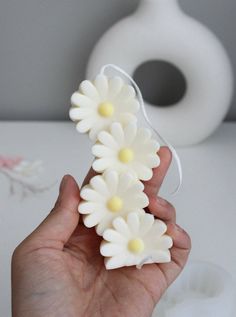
xmin=87 ymin=0 xmax=233 ymax=146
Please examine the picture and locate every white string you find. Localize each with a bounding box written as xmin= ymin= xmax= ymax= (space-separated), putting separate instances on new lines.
xmin=99 ymin=64 xmax=182 ymax=195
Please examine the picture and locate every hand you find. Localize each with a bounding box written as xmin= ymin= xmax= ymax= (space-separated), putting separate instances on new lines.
xmin=12 ymin=147 xmax=191 ymax=317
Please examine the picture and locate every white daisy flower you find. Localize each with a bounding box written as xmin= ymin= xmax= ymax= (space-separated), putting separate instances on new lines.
xmin=79 ymin=170 xmax=148 ymax=235
xmin=69 ymin=75 xmax=139 ymax=140
xmin=101 ymin=212 xmax=173 ymax=270
xmin=92 ymin=122 xmax=160 ymax=181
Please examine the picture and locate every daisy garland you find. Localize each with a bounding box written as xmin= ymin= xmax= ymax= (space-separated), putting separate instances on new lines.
xmin=69 ymin=64 xmax=180 ymax=269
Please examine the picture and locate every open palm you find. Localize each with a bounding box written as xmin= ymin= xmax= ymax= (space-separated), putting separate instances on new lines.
xmin=12 ymin=147 xmax=191 ymax=317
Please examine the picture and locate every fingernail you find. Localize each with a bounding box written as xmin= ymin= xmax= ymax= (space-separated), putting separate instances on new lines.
xmin=175 ymin=224 xmax=185 ymax=233
xmin=156 ymin=196 xmax=167 ymax=207
xmin=60 ymin=175 xmax=69 ymax=192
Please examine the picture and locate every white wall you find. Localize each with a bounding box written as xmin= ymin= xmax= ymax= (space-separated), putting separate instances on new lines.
xmin=0 ymin=0 xmax=235 ymax=120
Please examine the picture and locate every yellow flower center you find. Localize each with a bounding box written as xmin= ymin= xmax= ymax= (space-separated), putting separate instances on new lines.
xmin=107 ymin=196 xmax=123 ymax=212
xmin=98 ymin=102 xmax=114 ymax=117
xmin=128 ymin=238 xmax=145 ymax=254
xmin=118 ymin=148 xmax=134 ymax=163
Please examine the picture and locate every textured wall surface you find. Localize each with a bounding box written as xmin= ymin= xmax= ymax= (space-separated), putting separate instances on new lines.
xmin=0 ymin=0 xmax=235 ymax=120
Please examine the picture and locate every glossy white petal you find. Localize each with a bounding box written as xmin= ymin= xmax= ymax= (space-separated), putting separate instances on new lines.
xmin=78 ymin=171 xmax=148 ymax=236
xmin=90 ymin=175 xmax=109 ymax=196
xmin=110 ymin=122 xmax=124 ymax=145
xmin=108 ymin=76 xmax=123 ymax=99
xmin=84 ymin=212 xmax=102 ymax=228
xmin=103 ymin=170 xmax=119 ymax=194
xmin=80 ymin=187 xmax=104 ymax=203
xmin=79 ymin=202 xmax=102 ymax=215
xmin=69 ymin=107 xmax=93 ymax=120
xmin=101 ymin=212 xmax=173 ymax=269
xmin=70 ymin=75 xmax=140 ymax=140
xmin=94 ymin=75 xmax=108 ymax=100
xmin=104 ymin=253 xmax=127 ymax=270
xmin=79 ymin=80 xmax=100 ymax=102
xmin=92 ymin=122 xmax=160 ymax=181
xmin=92 ymin=145 xmax=114 ymax=158
xmin=97 ymin=131 xmax=118 ymax=150
xmin=70 ymin=92 xmax=96 ymax=108
xmin=92 ymin=158 xmax=114 ymax=172
xmin=76 ymin=117 xmax=96 ymax=133
xmin=100 ymin=241 xmax=124 ymax=256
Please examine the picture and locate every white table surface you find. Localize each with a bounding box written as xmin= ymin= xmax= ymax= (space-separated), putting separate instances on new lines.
xmin=0 ymin=121 xmax=236 ymax=317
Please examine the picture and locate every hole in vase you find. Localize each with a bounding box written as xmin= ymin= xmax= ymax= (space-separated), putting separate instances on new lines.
xmin=133 ymin=60 xmax=187 ymax=107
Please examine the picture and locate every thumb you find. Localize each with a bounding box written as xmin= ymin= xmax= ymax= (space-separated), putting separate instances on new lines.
xmin=22 ymin=175 xmax=80 ymax=251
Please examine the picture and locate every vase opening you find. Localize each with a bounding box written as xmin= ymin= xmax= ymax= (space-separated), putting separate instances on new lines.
xmin=133 ymin=60 xmax=187 ymax=108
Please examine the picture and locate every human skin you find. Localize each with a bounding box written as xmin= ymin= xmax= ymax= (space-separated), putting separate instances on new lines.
xmin=12 ymin=147 xmax=191 ymax=317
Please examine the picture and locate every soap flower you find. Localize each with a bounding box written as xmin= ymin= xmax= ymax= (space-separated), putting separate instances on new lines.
xmin=79 ymin=170 xmax=148 ymax=235
xmin=92 ymin=122 xmax=160 ymax=181
xmin=101 ymin=212 xmax=173 ymax=270
xmin=69 ymin=74 xmax=139 ymax=140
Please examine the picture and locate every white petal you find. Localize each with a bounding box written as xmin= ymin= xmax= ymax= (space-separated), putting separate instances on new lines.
xmin=117 ymin=99 xmax=140 ymax=113
xmin=136 ymin=128 xmax=152 ymax=143
xmin=116 ymin=172 xmax=134 ymax=194
xmin=131 ymin=162 xmax=153 ymax=181
xmin=112 ymin=217 xmax=131 ymax=237
xmin=103 ymin=228 xmax=125 ymax=243
xmin=151 ymin=219 xmax=168 ymax=237
xmin=76 ymin=117 xmax=96 ymax=133
xmin=125 ymin=254 xmax=143 ymax=267
xmin=104 ymin=253 xmax=127 ymax=270
xmin=125 ymin=181 xmax=144 ymax=195
xmin=127 ymin=212 xmax=140 ymax=235
xmin=156 ymin=235 xmax=173 ymax=249
xmin=127 ymin=99 xmax=140 ymax=112
xmin=110 ymin=122 xmax=124 ymax=146
xmin=151 ymin=250 xmax=171 ymax=263
xmin=94 ymin=75 xmax=108 ymax=100
xmin=79 ymin=80 xmax=100 ymax=102
xmin=132 ymin=193 xmax=149 ymax=208
xmin=139 ymin=213 xmax=155 ymax=236
xmin=69 ymin=107 xmax=93 ymax=120
xmin=80 ymin=187 xmax=104 ymax=202
xmin=92 ymin=144 xmax=114 ymax=158
xmin=90 ymin=175 xmax=109 ymax=196
xmin=116 ymin=113 xmax=137 ymax=126
xmin=96 ymin=220 xmax=112 ymax=236
xmin=83 ymin=212 xmax=101 ymax=228
xmin=100 ymin=241 xmax=124 ymax=257
xmin=142 ymin=140 xmax=160 ymax=154
xmin=123 ymin=122 xmax=137 ymax=145
xmin=98 ymin=131 xmax=118 ymax=150
xmin=71 ymin=92 xmax=96 ymax=108
xmin=92 ymin=158 xmax=113 ymax=172
xmin=108 ymin=76 xmax=124 ymax=99
xmin=104 ymin=170 xmax=119 ymax=194
xmin=145 ymin=154 xmax=160 ymax=168
xmin=88 ymin=122 xmax=106 ymax=141
xmin=79 ymin=201 xmax=101 ymax=215
xmin=117 ymin=84 xmax=135 ymax=101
